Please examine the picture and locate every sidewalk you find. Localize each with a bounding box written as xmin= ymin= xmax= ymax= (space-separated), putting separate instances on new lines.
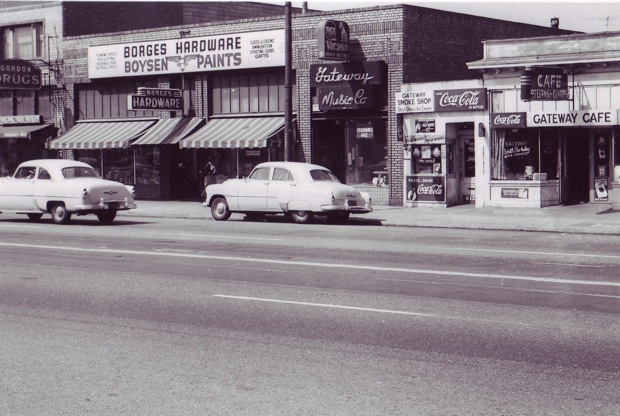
xmin=120 ymin=200 xmax=620 ymax=235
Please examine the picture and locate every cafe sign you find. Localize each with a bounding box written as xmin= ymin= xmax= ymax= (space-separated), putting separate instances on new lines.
xmin=527 ymin=110 xmax=617 ymax=127
xmin=317 ymin=20 xmax=350 ymax=61
xmin=0 ymin=59 xmax=42 ymax=90
xmin=521 ymin=67 xmax=569 ymax=101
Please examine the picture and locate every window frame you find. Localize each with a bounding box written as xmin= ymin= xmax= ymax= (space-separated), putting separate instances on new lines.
xmin=2 ymin=22 xmax=43 ymax=60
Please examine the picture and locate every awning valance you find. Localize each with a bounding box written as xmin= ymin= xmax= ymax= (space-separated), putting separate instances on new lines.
xmin=179 ymin=116 xmax=284 ymax=149
xmin=0 ymin=123 xmax=53 ymax=139
xmin=132 ymin=117 xmax=205 ymax=146
xmin=47 ymin=119 xmax=156 ymax=150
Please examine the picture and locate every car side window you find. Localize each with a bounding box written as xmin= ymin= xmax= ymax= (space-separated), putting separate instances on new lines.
xmin=273 ymin=168 xmax=293 ymax=182
xmin=249 ymin=167 xmax=270 ymax=181
xmin=15 ymin=167 xmax=36 ymax=179
xmin=38 ymin=168 xmax=51 ymax=180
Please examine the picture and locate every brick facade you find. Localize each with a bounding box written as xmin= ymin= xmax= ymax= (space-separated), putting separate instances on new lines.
xmin=3 ymin=2 xmax=573 ymax=205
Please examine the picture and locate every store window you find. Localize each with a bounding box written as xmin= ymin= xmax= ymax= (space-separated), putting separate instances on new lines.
xmin=491 ymin=129 xmax=559 ymax=180
xmin=2 ymin=23 xmax=43 ymax=59
xmin=211 ymin=71 xmax=295 ymax=115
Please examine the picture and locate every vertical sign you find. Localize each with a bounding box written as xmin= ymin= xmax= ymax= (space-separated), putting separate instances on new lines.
xmin=317 ymin=20 xmax=350 ymax=61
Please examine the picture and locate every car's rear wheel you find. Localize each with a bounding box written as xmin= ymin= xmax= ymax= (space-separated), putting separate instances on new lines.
xmin=291 ymin=210 xmax=313 ymax=224
xmin=50 ymin=203 xmax=72 ymax=224
xmin=27 ymin=213 xmax=43 ymax=221
xmin=211 ymin=197 xmax=231 ymax=221
xmin=96 ymin=210 xmax=117 ymax=224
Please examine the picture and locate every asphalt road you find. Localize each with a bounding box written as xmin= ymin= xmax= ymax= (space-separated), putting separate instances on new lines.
xmin=0 ymin=213 xmax=619 ymax=415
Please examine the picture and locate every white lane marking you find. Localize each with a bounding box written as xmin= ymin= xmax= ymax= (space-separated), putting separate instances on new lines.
xmin=533 ymin=262 xmax=606 ymax=268
xmin=212 ymin=295 xmax=538 ymax=325
xmin=213 ymin=294 xmax=440 ymax=317
xmin=178 ymin=234 xmax=282 ymax=241
xmin=0 ymin=241 xmax=619 ymax=288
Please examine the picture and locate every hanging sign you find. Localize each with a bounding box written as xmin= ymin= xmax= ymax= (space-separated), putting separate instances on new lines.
xmin=0 ymin=60 xmax=42 ymax=90
xmin=128 ymin=87 xmax=183 ymax=111
xmin=521 ymin=67 xmax=569 ymax=101
xmin=317 ymin=20 xmax=350 ymax=61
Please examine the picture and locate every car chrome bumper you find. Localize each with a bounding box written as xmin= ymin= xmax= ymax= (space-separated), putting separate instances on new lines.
xmin=320 ymin=202 xmax=372 ymax=213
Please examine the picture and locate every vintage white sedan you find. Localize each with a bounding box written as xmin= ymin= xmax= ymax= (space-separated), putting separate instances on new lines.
xmin=0 ymin=159 xmax=136 ymax=224
xmin=204 ymin=161 xmax=372 ymax=224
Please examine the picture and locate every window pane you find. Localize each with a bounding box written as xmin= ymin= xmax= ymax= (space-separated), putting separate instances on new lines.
xmin=3 ymin=28 xmax=13 ymax=58
xmin=239 ymin=75 xmax=249 ymax=113
xmin=14 ymin=26 xmax=33 ymax=59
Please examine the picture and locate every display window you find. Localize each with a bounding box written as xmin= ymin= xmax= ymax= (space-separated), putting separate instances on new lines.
xmin=491 ymin=129 xmax=559 ymax=180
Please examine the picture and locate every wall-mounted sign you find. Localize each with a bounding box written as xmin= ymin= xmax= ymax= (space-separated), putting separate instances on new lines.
xmin=406 ymin=175 xmax=446 ymax=203
xmin=594 ymin=178 xmax=608 ymax=201
xmin=88 ymin=29 xmax=284 ymax=79
xmin=0 ymin=60 xmax=42 ymax=90
xmin=490 ymin=112 xmax=527 ymax=129
xmin=317 ymin=20 xmax=350 ymax=61
xmin=395 ymin=90 xmax=434 ymax=113
xmin=434 ymin=88 xmax=487 ymax=112
xmin=128 ymin=87 xmax=183 ymax=111
xmin=501 ymin=188 xmax=529 ymax=199
xmin=317 ymin=85 xmax=374 ymax=111
xmin=527 ymin=110 xmax=617 ymax=127
xmin=0 ymin=115 xmax=43 ymax=125
xmin=310 ymin=61 xmax=385 ymax=87
xmin=521 ymin=67 xmax=570 ymax=101
xmin=414 ymin=119 xmax=435 ymax=133
xmin=356 ymin=123 xmax=374 ymax=139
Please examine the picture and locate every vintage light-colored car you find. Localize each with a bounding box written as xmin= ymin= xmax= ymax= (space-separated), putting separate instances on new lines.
xmin=204 ymin=161 xmax=372 ymax=224
xmin=0 ymin=159 xmax=136 ymax=224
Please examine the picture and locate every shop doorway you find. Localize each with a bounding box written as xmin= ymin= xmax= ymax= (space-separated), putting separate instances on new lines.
xmin=457 ymin=124 xmax=476 ymax=204
xmin=564 ymin=130 xmax=590 ymax=204
xmin=312 ymin=120 xmax=346 ymax=181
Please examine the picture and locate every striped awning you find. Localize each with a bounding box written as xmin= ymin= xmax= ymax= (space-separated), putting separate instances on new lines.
xmin=179 ymin=116 xmax=284 ymax=149
xmin=47 ymin=119 xmax=156 ymax=150
xmin=132 ymin=117 xmax=205 ymax=146
xmin=0 ymin=123 xmax=53 ymax=139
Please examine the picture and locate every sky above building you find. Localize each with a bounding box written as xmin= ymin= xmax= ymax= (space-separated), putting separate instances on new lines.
xmin=301 ymin=0 xmax=620 ymax=33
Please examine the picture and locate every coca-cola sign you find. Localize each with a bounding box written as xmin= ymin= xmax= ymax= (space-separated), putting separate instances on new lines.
xmin=490 ymin=112 xmax=527 ymax=129
xmin=434 ymin=88 xmax=487 ymax=112
xmin=406 ymin=176 xmax=446 ymax=203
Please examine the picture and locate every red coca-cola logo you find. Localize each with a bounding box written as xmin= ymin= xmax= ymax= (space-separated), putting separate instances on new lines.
xmin=417 ymin=184 xmax=444 ymax=195
xmin=493 ymin=114 xmax=522 ymax=126
xmin=438 ymin=90 xmax=480 ymax=108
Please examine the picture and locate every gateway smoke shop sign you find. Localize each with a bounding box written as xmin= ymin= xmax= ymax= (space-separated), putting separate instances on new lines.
xmin=88 ymin=29 xmax=284 ymax=79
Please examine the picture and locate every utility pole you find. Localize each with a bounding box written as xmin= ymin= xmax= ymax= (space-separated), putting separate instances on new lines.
xmin=284 ymin=1 xmax=293 ymax=161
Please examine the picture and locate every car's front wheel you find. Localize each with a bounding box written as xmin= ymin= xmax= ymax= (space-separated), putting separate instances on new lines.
xmin=211 ymin=197 xmax=231 ymax=221
xmin=291 ymin=210 xmax=313 ymax=224
xmin=50 ymin=203 xmax=72 ymax=224
xmin=27 ymin=213 xmax=43 ymax=221
xmin=96 ymin=210 xmax=117 ymax=224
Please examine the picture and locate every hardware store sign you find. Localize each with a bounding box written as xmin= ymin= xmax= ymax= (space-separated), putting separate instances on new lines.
xmin=89 ymin=29 xmax=285 ymax=79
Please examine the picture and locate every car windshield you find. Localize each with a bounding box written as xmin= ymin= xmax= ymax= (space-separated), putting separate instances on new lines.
xmin=62 ymin=166 xmax=101 ymax=179
xmin=310 ymin=169 xmax=340 ymax=182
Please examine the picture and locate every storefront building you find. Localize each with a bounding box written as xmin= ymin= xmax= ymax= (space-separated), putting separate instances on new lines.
xmin=0 ymin=2 xmax=63 ymax=176
xmin=38 ymin=3 xmax=568 ymax=203
xmin=467 ymin=31 xmax=620 ymax=209
xmin=397 ymin=80 xmax=487 ymax=207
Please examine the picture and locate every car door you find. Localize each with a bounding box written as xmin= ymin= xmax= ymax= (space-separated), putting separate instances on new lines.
xmin=236 ymin=166 xmax=270 ymax=211
xmin=267 ymin=167 xmax=295 ymax=211
xmin=3 ymin=166 xmax=38 ymax=211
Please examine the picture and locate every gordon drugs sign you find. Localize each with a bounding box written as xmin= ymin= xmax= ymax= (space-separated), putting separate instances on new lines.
xmin=88 ymin=29 xmax=285 ymax=79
